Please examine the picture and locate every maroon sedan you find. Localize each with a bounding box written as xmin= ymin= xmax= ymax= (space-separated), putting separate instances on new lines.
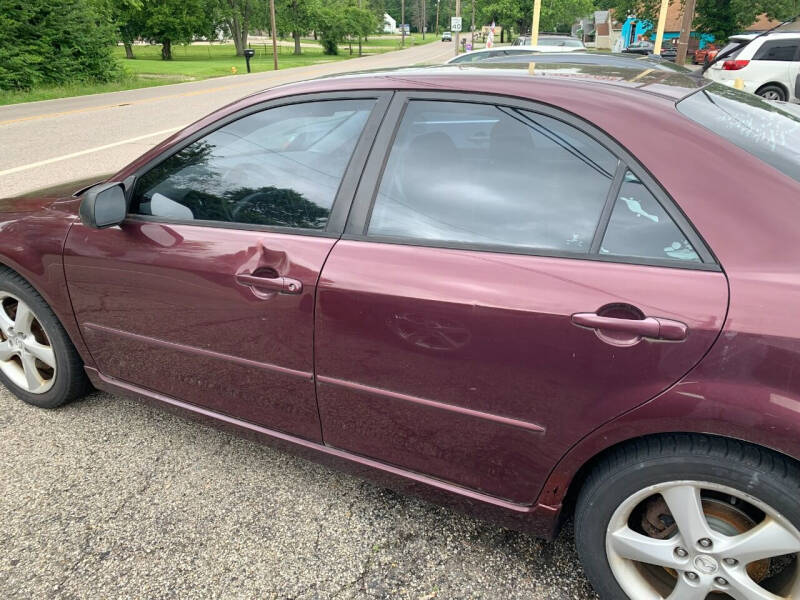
xmin=3 ymin=64 xmax=800 ymax=599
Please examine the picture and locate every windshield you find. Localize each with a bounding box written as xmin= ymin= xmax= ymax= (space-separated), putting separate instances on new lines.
xmin=677 ymin=83 xmax=800 ymax=183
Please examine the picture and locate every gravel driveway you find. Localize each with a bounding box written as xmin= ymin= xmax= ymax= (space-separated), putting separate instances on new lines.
xmin=0 ymin=386 xmax=597 ymax=599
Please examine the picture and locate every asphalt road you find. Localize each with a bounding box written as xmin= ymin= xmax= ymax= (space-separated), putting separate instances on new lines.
xmin=0 ymin=40 xmax=597 ymax=599
xmin=0 ymin=41 xmax=455 ymax=198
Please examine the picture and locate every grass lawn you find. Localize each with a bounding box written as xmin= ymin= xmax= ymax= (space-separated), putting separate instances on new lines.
xmin=0 ymin=34 xmax=430 ymax=106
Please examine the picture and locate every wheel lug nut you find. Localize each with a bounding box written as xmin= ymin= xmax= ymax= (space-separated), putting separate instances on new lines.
xmin=715 ymin=577 xmax=729 ymax=586
xmin=686 ymin=572 xmax=699 ymax=581
xmin=724 ymin=558 xmax=738 ymax=567
xmin=698 ymin=538 xmax=713 ymax=548
xmin=675 ymin=547 xmax=688 ymax=558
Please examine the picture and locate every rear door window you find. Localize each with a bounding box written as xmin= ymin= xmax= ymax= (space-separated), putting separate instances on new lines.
xmin=367 ymin=100 xmax=618 ymax=253
xmin=753 ymin=39 xmax=800 ymax=61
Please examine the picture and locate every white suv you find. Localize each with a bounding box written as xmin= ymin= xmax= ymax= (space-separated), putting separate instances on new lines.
xmin=707 ymin=33 xmax=800 ymax=102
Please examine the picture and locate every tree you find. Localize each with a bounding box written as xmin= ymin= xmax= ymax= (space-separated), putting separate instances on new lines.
xmin=276 ymin=0 xmax=319 ymax=55
xmin=693 ymin=0 xmax=796 ymax=42
xmin=539 ymin=0 xmax=594 ymax=32
xmin=315 ymin=2 xmax=348 ymax=54
xmin=0 ymin=0 xmax=121 ymax=90
xmin=137 ymin=0 xmax=215 ymax=59
xmin=344 ymin=3 xmax=379 ymax=55
xmin=217 ymin=0 xmax=255 ymax=56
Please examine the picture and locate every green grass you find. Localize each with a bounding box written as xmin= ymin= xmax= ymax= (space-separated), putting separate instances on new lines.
xmin=116 ymin=43 xmax=351 ymax=79
xmin=1 ymin=34 xmax=429 ymax=106
xmin=0 ymin=75 xmax=177 ymax=106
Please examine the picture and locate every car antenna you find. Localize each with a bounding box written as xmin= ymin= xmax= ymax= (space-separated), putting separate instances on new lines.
xmin=697 ymin=13 xmax=800 ymax=78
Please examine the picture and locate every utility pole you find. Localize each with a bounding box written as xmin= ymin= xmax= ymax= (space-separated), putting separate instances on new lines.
xmin=269 ymin=0 xmax=278 ymax=70
xmin=358 ymin=0 xmax=363 ymax=56
xmin=455 ymin=0 xmax=461 ymax=57
xmin=422 ymin=0 xmax=426 ymax=39
xmin=401 ymin=0 xmax=406 ymax=47
xmin=435 ymin=0 xmax=440 ymax=35
xmin=531 ymin=0 xmax=542 ymax=46
xmin=676 ymin=0 xmax=697 ymax=65
xmin=653 ymin=0 xmax=670 ymax=55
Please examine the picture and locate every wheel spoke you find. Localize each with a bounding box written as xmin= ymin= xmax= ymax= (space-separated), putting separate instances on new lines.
xmin=20 ymin=353 xmax=44 ymax=392
xmin=661 ymin=484 xmax=715 ymax=545
xmin=0 ymin=303 xmax=14 ymax=336
xmin=608 ymin=525 xmax=684 ymax=569
xmin=0 ymin=339 xmax=15 ymax=361
xmin=726 ymin=570 xmax=785 ymax=600
xmin=722 ymin=516 xmax=800 ymax=565
xmin=666 ymin=577 xmax=712 ymax=600
xmin=13 ymin=302 xmax=33 ymax=335
xmin=23 ymin=339 xmax=55 ymax=369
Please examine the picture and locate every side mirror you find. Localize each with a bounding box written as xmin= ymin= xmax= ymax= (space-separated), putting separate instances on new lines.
xmin=79 ymin=182 xmax=126 ymax=229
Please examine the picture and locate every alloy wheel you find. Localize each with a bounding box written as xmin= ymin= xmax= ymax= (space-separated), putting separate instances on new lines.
xmin=606 ymin=480 xmax=800 ymax=599
xmin=0 ymin=292 xmax=57 ymax=394
xmin=760 ymin=90 xmax=783 ymax=101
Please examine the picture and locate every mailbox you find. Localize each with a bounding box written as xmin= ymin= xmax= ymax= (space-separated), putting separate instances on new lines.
xmin=243 ymin=48 xmax=255 ymax=73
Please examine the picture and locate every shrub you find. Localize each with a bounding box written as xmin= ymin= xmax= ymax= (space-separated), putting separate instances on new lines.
xmin=0 ymin=0 xmax=121 ymax=90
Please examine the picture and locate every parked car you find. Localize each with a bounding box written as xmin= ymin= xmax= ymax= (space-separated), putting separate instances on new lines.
xmin=706 ymin=32 xmax=800 ymax=101
xmin=446 ymin=46 xmax=543 ymax=64
xmin=480 ymin=51 xmax=691 ymax=72
xmin=693 ymin=43 xmax=718 ymax=65
xmin=511 ymin=34 xmax=586 ymax=52
xmin=441 ymin=31 xmax=452 ymax=42
xmin=4 ymin=66 xmax=800 ymax=600
xmin=623 ymin=39 xmax=678 ymax=61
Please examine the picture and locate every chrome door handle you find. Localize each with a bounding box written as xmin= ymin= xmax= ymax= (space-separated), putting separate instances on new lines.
xmin=571 ymin=313 xmax=687 ymax=341
xmin=236 ymin=273 xmax=303 ymax=296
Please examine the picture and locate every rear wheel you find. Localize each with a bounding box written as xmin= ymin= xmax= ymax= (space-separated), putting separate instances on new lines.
xmin=756 ymin=84 xmax=787 ymax=102
xmin=575 ymin=435 xmax=800 ymax=599
xmin=0 ymin=269 xmax=90 ymax=408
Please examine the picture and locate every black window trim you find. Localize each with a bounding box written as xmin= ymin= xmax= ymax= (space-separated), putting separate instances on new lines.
xmin=124 ymin=90 xmax=395 ymax=237
xmin=343 ymin=90 xmax=720 ymax=272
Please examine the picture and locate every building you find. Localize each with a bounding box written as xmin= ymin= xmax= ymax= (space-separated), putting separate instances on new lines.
xmin=383 ymin=13 xmax=397 ymax=34
xmin=618 ymin=5 xmax=781 ymax=50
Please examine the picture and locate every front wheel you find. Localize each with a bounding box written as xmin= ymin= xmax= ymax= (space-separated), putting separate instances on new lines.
xmin=575 ymin=435 xmax=800 ymax=599
xmin=0 ymin=269 xmax=90 ymax=408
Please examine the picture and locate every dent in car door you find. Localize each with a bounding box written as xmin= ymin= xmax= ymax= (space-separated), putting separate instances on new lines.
xmin=313 ymin=94 xmax=728 ymax=503
xmin=65 ymin=93 xmax=391 ymax=442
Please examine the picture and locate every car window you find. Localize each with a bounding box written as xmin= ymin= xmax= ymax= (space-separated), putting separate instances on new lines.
xmin=367 ymin=101 xmax=618 ymax=253
xmin=601 ymin=171 xmax=700 ymax=262
xmin=131 ymin=99 xmax=375 ymax=230
xmin=753 ymin=39 xmax=800 ymax=61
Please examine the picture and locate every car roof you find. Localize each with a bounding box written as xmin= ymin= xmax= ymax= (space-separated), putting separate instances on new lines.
xmin=481 ymin=52 xmax=690 ymax=72
xmin=730 ymin=32 xmax=800 ymax=42
xmin=275 ymin=64 xmax=705 ymax=103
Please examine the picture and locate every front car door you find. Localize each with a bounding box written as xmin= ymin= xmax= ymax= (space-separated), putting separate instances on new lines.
xmin=314 ymin=93 xmax=728 ymax=503
xmin=64 ymin=92 xmax=390 ymax=442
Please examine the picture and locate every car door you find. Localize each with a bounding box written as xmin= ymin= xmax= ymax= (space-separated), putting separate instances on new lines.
xmin=64 ymin=92 xmax=390 ymax=442
xmin=314 ymin=93 xmax=728 ymax=503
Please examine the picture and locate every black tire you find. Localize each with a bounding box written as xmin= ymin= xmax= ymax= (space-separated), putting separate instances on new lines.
xmin=756 ymin=84 xmax=788 ymax=102
xmin=575 ymin=434 xmax=800 ymax=599
xmin=0 ymin=267 xmax=90 ymax=408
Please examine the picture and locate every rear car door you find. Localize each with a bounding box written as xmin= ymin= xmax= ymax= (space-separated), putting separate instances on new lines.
xmin=750 ymin=38 xmax=800 ymax=97
xmin=314 ymin=93 xmax=728 ymax=503
xmin=64 ymin=93 xmax=390 ymax=441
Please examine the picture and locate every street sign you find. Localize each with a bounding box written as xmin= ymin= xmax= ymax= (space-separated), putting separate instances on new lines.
xmin=451 ymin=17 xmax=463 ymax=32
